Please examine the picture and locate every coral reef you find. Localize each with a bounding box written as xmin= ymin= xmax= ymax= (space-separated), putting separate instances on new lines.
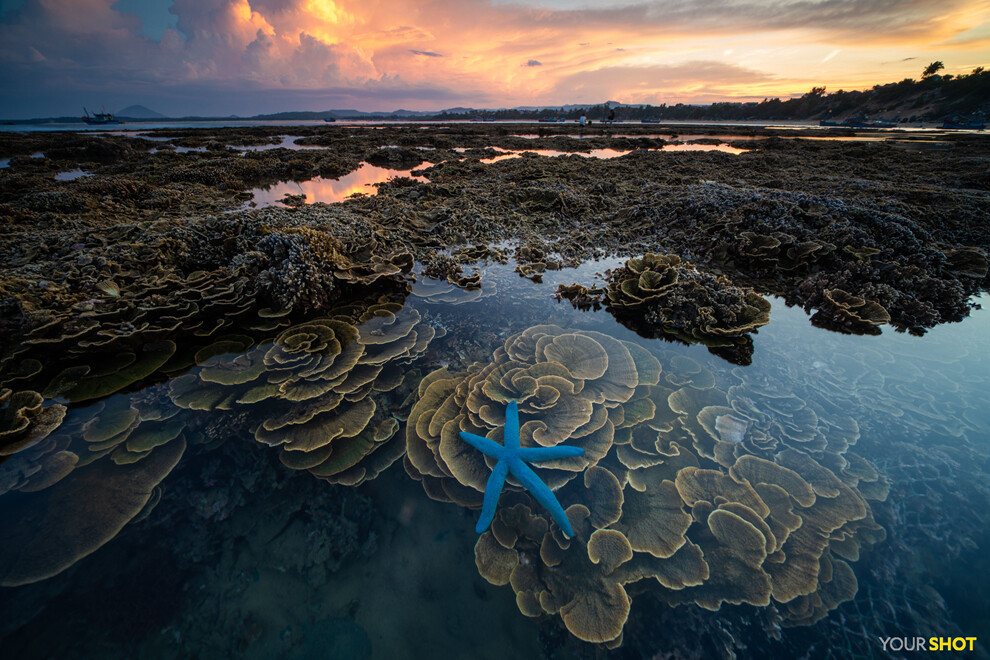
xmin=0 ymin=123 xmax=986 ymax=656
xmin=3 ymin=124 xmax=987 ymax=343
xmin=169 ymin=299 xmax=434 ymax=485
xmin=0 ymin=437 xmax=185 ymax=586
xmin=557 ymin=253 xmax=771 ymax=365
xmin=406 ymin=324 xmax=887 ymax=645
xmin=604 ymin=253 xmax=771 ymax=339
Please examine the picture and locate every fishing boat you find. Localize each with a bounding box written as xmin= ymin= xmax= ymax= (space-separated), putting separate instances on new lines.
xmin=81 ymin=108 xmax=120 ymax=125
xmin=641 ymin=118 xmax=662 ymax=124
xmin=323 ymin=117 xmax=337 ymax=123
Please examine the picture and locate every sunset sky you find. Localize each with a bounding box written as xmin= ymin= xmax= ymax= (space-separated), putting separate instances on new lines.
xmin=1 ymin=0 xmax=988 ymax=118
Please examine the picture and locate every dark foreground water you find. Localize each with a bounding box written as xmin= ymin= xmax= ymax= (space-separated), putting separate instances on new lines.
xmin=1 ymin=259 xmax=987 ymax=659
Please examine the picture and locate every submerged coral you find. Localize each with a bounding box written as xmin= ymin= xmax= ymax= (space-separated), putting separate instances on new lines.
xmin=406 ymin=323 xmax=887 ymax=645
xmin=0 ymin=437 xmax=186 ymax=586
xmin=170 ymin=300 xmax=434 ymax=485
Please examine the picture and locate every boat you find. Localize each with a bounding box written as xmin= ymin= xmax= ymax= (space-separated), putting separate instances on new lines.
xmin=641 ymin=119 xmax=662 ymax=124
xmin=819 ymin=120 xmax=843 ymax=127
xmin=81 ymin=108 xmax=120 ymax=125
xmin=323 ymin=117 xmax=337 ymax=123
xmin=538 ymin=118 xmax=566 ymax=123
xmin=470 ymin=117 xmax=496 ymax=122
xmin=941 ymin=120 xmax=985 ymax=130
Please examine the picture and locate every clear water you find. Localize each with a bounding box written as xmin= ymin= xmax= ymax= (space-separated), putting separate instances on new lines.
xmin=0 ymin=259 xmax=987 ymax=658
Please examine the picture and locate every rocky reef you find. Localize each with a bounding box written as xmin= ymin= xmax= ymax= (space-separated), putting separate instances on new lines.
xmin=2 ymin=125 xmax=987 ymax=347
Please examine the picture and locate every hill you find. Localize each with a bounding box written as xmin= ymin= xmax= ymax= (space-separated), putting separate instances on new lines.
xmin=116 ymin=105 xmax=168 ymax=119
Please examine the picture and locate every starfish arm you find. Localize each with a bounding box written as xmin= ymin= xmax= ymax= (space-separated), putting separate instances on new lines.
xmin=476 ymin=460 xmax=509 ymax=533
xmin=510 ymin=457 xmax=576 ymax=538
xmin=518 ymin=446 xmax=585 ymax=462
xmin=459 ymin=431 xmax=505 ymax=458
xmin=504 ymin=401 xmax=520 ymax=450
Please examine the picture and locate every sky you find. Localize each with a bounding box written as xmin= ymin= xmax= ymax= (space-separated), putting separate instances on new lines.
xmin=0 ymin=0 xmax=988 ymax=118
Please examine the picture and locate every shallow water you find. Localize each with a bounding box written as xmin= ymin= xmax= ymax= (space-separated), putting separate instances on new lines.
xmin=0 ymin=258 xmax=987 ymax=658
xmin=54 ymin=169 xmax=90 ymax=181
xmin=509 ymin=131 xmax=968 ymax=144
xmin=246 ymin=162 xmax=433 ymax=206
xmin=475 ymin=145 xmax=747 ymax=163
xmin=230 ymin=135 xmax=328 ymax=151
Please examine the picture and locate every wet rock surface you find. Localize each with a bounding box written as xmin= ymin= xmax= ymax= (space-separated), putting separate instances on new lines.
xmin=1 ymin=124 xmax=987 ymax=351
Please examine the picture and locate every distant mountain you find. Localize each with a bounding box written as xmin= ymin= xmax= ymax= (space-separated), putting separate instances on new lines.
xmin=116 ymin=105 xmax=168 ymax=119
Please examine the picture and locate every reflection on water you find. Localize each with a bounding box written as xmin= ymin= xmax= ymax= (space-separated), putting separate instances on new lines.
xmin=54 ymin=169 xmax=90 ymax=181
xmin=662 ymin=143 xmax=749 ymax=153
xmin=477 ymin=145 xmax=748 ymax=163
xmin=247 ymin=162 xmax=432 ymax=206
xmin=479 ymin=148 xmax=634 ymax=161
xmin=510 ymin=133 xmax=766 ymax=141
xmin=231 ymin=135 xmax=327 ymax=151
xmin=0 ymin=258 xmax=987 ymax=658
xmin=510 ymin=131 xmax=969 ymax=144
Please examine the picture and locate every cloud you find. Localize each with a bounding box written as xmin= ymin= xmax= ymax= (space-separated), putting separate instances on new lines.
xmin=548 ymin=60 xmax=779 ymax=104
xmin=822 ymin=49 xmax=840 ymax=62
xmin=0 ymin=0 xmax=986 ymax=117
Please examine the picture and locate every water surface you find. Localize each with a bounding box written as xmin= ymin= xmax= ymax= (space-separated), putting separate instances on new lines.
xmin=246 ymin=162 xmax=433 ymax=206
xmin=0 ymin=258 xmax=986 ymax=659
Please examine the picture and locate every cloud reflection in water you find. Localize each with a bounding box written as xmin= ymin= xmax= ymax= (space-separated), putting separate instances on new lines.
xmin=249 ymin=162 xmax=432 ymax=207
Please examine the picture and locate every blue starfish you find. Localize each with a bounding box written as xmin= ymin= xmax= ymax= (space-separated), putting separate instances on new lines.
xmin=459 ymin=401 xmax=585 ymax=537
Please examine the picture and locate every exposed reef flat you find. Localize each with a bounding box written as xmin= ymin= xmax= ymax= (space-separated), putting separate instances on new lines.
xmin=1 ymin=123 xmax=986 ymax=351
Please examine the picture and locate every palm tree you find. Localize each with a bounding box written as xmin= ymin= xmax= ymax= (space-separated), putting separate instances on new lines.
xmin=922 ymin=61 xmax=944 ymax=79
